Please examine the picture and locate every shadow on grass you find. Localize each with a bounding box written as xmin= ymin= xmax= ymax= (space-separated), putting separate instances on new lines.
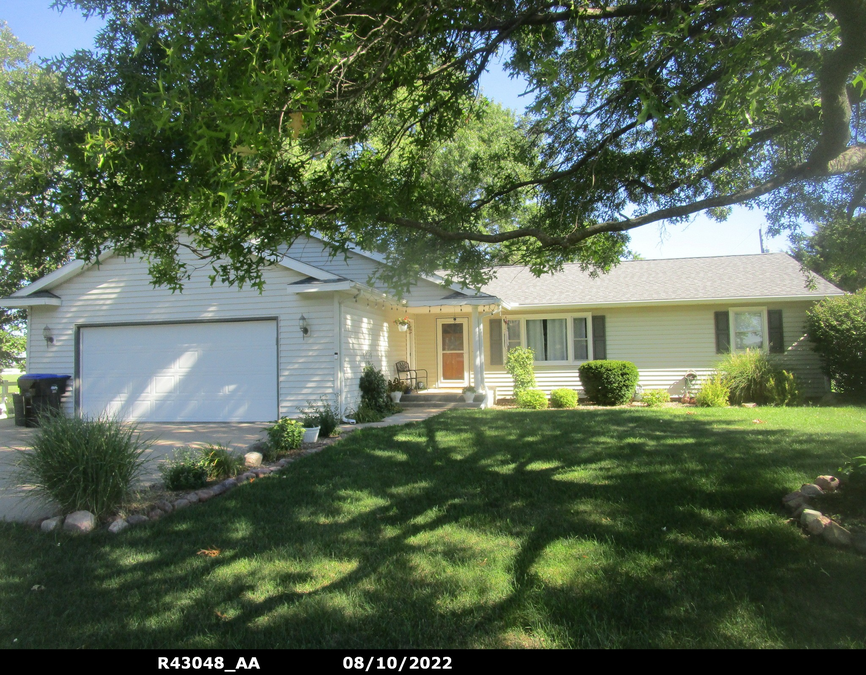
xmin=1 ymin=407 xmax=864 ymax=648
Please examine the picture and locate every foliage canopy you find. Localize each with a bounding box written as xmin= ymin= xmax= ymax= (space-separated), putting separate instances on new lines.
xmin=7 ymin=2 xmax=866 ymax=292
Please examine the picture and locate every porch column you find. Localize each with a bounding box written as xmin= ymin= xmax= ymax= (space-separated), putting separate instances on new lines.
xmin=471 ymin=305 xmax=486 ymax=393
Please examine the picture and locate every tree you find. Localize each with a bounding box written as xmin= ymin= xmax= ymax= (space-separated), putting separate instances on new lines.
xmin=30 ymin=1 xmax=866 ymax=292
xmin=806 ymin=290 xmax=866 ymax=400
xmin=0 ymin=23 xmax=81 ymax=367
xmin=792 ymin=215 xmax=866 ymax=291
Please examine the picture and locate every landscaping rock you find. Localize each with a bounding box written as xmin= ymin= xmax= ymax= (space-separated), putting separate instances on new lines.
xmin=185 ymin=492 xmax=200 ymax=503
xmin=237 ymin=472 xmax=255 ymax=483
xmin=800 ymin=509 xmax=825 ymax=528
xmin=807 ymin=514 xmax=832 ymax=535
xmin=244 ymin=452 xmax=263 ymax=468
xmin=782 ymin=492 xmax=808 ymax=512
xmin=800 ymin=484 xmax=825 ymax=498
xmin=741 ymin=402 xmax=758 ymax=408
xmin=221 ymin=478 xmax=238 ymax=490
xmin=127 ymin=514 xmax=149 ymax=525
xmin=157 ymin=500 xmax=174 ymax=513
xmin=246 ymin=440 xmax=269 ymax=455
xmin=196 ymin=489 xmax=215 ymax=502
xmin=822 ymin=521 xmax=853 ymax=547
xmin=148 ymin=509 xmax=164 ymax=520
xmin=108 ymin=519 xmax=129 ymax=534
xmin=853 ymin=533 xmax=866 ymax=554
xmin=209 ymin=482 xmax=227 ymax=496
xmin=792 ymin=503 xmax=812 ymax=519
xmin=173 ymin=499 xmax=190 ymax=510
xmin=815 ymin=476 xmax=840 ymax=493
xmin=64 ymin=511 xmax=96 ymax=534
xmin=40 ymin=516 xmax=63 ymax=533
xmin=277 ymin=458 xmax=290 ymax=467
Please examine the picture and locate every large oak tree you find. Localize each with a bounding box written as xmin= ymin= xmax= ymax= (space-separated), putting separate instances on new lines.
xmin=37 ymin=1 xmax=866 ymax=291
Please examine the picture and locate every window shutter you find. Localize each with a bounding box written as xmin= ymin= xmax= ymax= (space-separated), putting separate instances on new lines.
xmin=768 ymin=310 xmax=784 ymax=353
xmin=489 ymin=318 xmax=503 ymax=365
xmin=592 ymin=315 xmax=606 ymax=360
xmin=715 ymin=311 xmax=730 ymax=354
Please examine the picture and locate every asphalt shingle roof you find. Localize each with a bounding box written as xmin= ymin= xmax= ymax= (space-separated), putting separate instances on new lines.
xmin=479 ymin=253 xmax=844 ymax=306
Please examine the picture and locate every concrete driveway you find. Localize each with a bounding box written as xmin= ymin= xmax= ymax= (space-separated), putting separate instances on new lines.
xmin=0 ymin=417 xmax=268 ymax=523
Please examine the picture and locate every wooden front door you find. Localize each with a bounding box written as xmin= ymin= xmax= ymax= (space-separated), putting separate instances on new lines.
xmin=437 ymin=318 xmax=469 ymax=386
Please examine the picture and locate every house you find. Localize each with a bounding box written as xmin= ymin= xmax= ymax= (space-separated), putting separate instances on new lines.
xmin=0 ymin=234 xmax=844 ymax=422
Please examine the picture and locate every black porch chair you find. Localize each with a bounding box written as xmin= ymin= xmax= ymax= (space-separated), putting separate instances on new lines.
xmin=395 ymin=361 xmax=428 ymax=390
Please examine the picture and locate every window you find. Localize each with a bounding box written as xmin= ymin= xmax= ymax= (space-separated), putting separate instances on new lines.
xmin=573 ymin=317 xmax=589 ymax=361
xmin=505 ymin=318 xmax=521 ymax=354
xmin=718 ymin=307 xmax=780 ymax=354
xmin=526 ymin=318 xmax=568 ymax=361
xmin=733 ymin=310 xmax=764 ymax=351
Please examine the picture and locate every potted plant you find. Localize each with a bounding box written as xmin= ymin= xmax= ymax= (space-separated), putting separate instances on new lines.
xmin=387 ymin=378 xmax=408 ymax=402
xmin=462 ymin=385 xmax=476 ymax=403
xmin=394 ymin=316 xmax=411 ymax=332
xmin=300 ymin=414 xmax=320 ymax=443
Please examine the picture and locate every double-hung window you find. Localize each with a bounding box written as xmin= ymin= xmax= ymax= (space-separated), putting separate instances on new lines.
xmin=525 ymin=318 xmax=568 ymax=362
xmin=716 ymin=307 xmax=783 ymax=354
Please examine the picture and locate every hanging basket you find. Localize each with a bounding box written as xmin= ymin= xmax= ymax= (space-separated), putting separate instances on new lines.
xmin=397 ymin=323 xmax=409 ymax=332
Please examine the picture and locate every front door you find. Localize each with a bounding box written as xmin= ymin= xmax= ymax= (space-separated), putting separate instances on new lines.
xmin=437 ymin=318 xmax=469 ymax=387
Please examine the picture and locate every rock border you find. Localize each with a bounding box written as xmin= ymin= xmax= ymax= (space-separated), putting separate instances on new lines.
xmin=36 ymin=441 xmax=333 ymax=536
xmin=782 ymin=475 xmax=866 ymax=554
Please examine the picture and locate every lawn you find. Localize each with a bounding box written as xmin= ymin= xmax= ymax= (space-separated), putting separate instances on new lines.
xmin=1 ymin=406 xmax=865 ymax=649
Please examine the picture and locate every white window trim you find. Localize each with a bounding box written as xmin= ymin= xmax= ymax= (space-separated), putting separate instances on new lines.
xmin=502 ymin=313 xmax=593 ymax=365
xmin=729 ymin=307 xmax=768 ymax=353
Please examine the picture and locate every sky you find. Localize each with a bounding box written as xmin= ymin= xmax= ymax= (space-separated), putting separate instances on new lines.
xmin=1 ymin=2 xmax=799 ymax=260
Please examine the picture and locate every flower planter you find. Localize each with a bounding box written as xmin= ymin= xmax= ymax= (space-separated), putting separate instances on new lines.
xmin=397 ymin=324 xmax=409 ymax=332
xmin=303 ymin=426 xmax=320 ymax=443
xmin=463 ymin=392 xmax=475 ymax=403
xmin=390 ymin=391 xmax=403 ymax=403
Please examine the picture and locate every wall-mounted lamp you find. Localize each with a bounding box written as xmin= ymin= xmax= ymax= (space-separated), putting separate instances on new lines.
xmin=42 ymin=325 xmax=54 ymax=346
xmin=299 ymin=315 xmax=309 ymax=339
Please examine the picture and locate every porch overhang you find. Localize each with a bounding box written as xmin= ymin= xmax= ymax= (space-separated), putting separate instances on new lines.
xmin=405 ymin=296 xmax=511 ymax=310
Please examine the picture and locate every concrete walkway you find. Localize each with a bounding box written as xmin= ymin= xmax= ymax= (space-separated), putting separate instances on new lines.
xmin=0 ymin=406 xmax=447 ymax=523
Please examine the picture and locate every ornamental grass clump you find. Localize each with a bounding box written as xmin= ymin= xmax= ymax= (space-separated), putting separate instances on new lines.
xmin=695 ymin=374 xmax=730 ymax=408
xmin=15 ymin=412 xmax=150 ymax=519
xmin=717 ymin=349 xmax=800 ymax=405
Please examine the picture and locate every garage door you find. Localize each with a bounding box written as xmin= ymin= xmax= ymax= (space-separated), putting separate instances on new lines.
xmin=80 ymin=320 xmax=278 ymax=422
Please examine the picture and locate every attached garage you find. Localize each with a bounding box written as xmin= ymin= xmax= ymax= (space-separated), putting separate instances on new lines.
xmin=79 ymin=320 xmax=278 ymax=422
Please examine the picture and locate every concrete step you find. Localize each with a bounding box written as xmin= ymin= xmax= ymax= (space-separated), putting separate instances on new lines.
xmin=398 ymin=400 xmax=482 ymax=410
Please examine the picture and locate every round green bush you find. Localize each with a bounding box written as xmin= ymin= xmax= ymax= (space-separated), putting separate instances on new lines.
xmin=578 ymin=360 xmax=639 ymax=406
xmin=264 ymin=417 xmax=305 ymax=457
xmin=16 ymin=412 xmax=149 ymax=519
xmin=516 ymin=389 xmax=548 ymax=409
xmin=550 ymin=388 xmax=578 ymax=408
xmin=642 ymin=389 xmax=670 ymax=407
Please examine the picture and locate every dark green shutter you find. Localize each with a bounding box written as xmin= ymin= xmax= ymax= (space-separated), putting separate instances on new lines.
xmin=592 ymin=315 xmax=606 ymax=360
xmin=715 ymin=311 xmax=730 ymax=353
xmin=489 ymin=318 xmax=503 ymax=365
xmin=768 ymin=310 xmax=784 ymax=353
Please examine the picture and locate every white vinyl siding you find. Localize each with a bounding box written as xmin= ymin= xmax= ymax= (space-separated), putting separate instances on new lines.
xmin=28 ymin=250 xmax=335 ymax=418
xmin=340 ymin=302 xmax=392 ymax=412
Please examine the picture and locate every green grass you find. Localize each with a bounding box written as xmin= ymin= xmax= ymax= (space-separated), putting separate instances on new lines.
xmin=2 ymin=406 xmax=866 ymax=649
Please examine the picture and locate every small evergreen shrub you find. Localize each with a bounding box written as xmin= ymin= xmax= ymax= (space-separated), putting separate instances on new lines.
xmin=717 ymin=349 xmax=800 ymax=405
xmin=643 ymin=389 xmax=670 ymax=407
xmin=264 ymin=417 xmax=305 ymax=458
xmin=516 ymin=389 xmax=548 ymax=409
xmin=505 ymin=346 xmax=536 ymax=395
xmin=578 ymin=360 xmax=640 ymax=405
xmin=549 ymin=388 xmax=578 ymax=409
xmin=197 ymin=444 xmax=244 ymax=480
xmin=15 ymin=412 xmax=149 ymax=519
xmin=695 ymin=374 xmax=730 ymax=407
xmin=160 ymin=448 xmax=209 ymax=491
xmin=359 ymin=365 xmax=390 ymax=413
xmin=806 ymin=290 xmax=866 ymax=400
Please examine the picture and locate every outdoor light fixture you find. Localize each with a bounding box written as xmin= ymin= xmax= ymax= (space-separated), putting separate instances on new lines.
xmin=299 ymin=315 xmax=309 ymax=339
xmin=42 ymin=325 xmax=54 ymax=346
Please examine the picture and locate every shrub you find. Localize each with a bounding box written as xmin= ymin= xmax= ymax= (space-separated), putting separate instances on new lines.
xmin=264 ymin=417 xmax=305 ymax=457
xmin=838 ymin=456 xmax=866 ymax=493
xmin=359 ymin=365 xmax=390 ymax=413
xmin=806 ymin=290 xmax=866 ymax=400
xmin=160 ymin=448 xmax=209 ymax=491
xmin=695 ymin=374 xmax=730 ymax=407
xmin=15 ymin=412 xmax=149 ymax=519
xmin=505 ymin=346 xmax=536 ymax=395
xmin=549 ymin=388 xmax=578 ymax=409
xmin=516 ymin=389 xmax=548 ymax=409
xmin=717 ymin=349 xmax=800 ymax=405
xmin=197 ymin=444 xmax=244 ymax=480
xmin=353 ymin=404 xmax=385 ymax=423
xmin=642 ymin=389 xmax=671 ymax=407
xmin=298 ymin=396 xmax=341 ymax=437
xmin=578 ymin=360 xmax=640 ymax=406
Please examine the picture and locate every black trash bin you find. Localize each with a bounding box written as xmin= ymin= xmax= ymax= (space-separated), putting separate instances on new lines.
xmin=16 ymin=374 xmax=71 ymax=427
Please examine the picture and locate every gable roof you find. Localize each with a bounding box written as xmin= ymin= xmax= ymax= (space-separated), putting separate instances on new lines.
xmin=480 ymin=253 xmax=845 ymax=307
